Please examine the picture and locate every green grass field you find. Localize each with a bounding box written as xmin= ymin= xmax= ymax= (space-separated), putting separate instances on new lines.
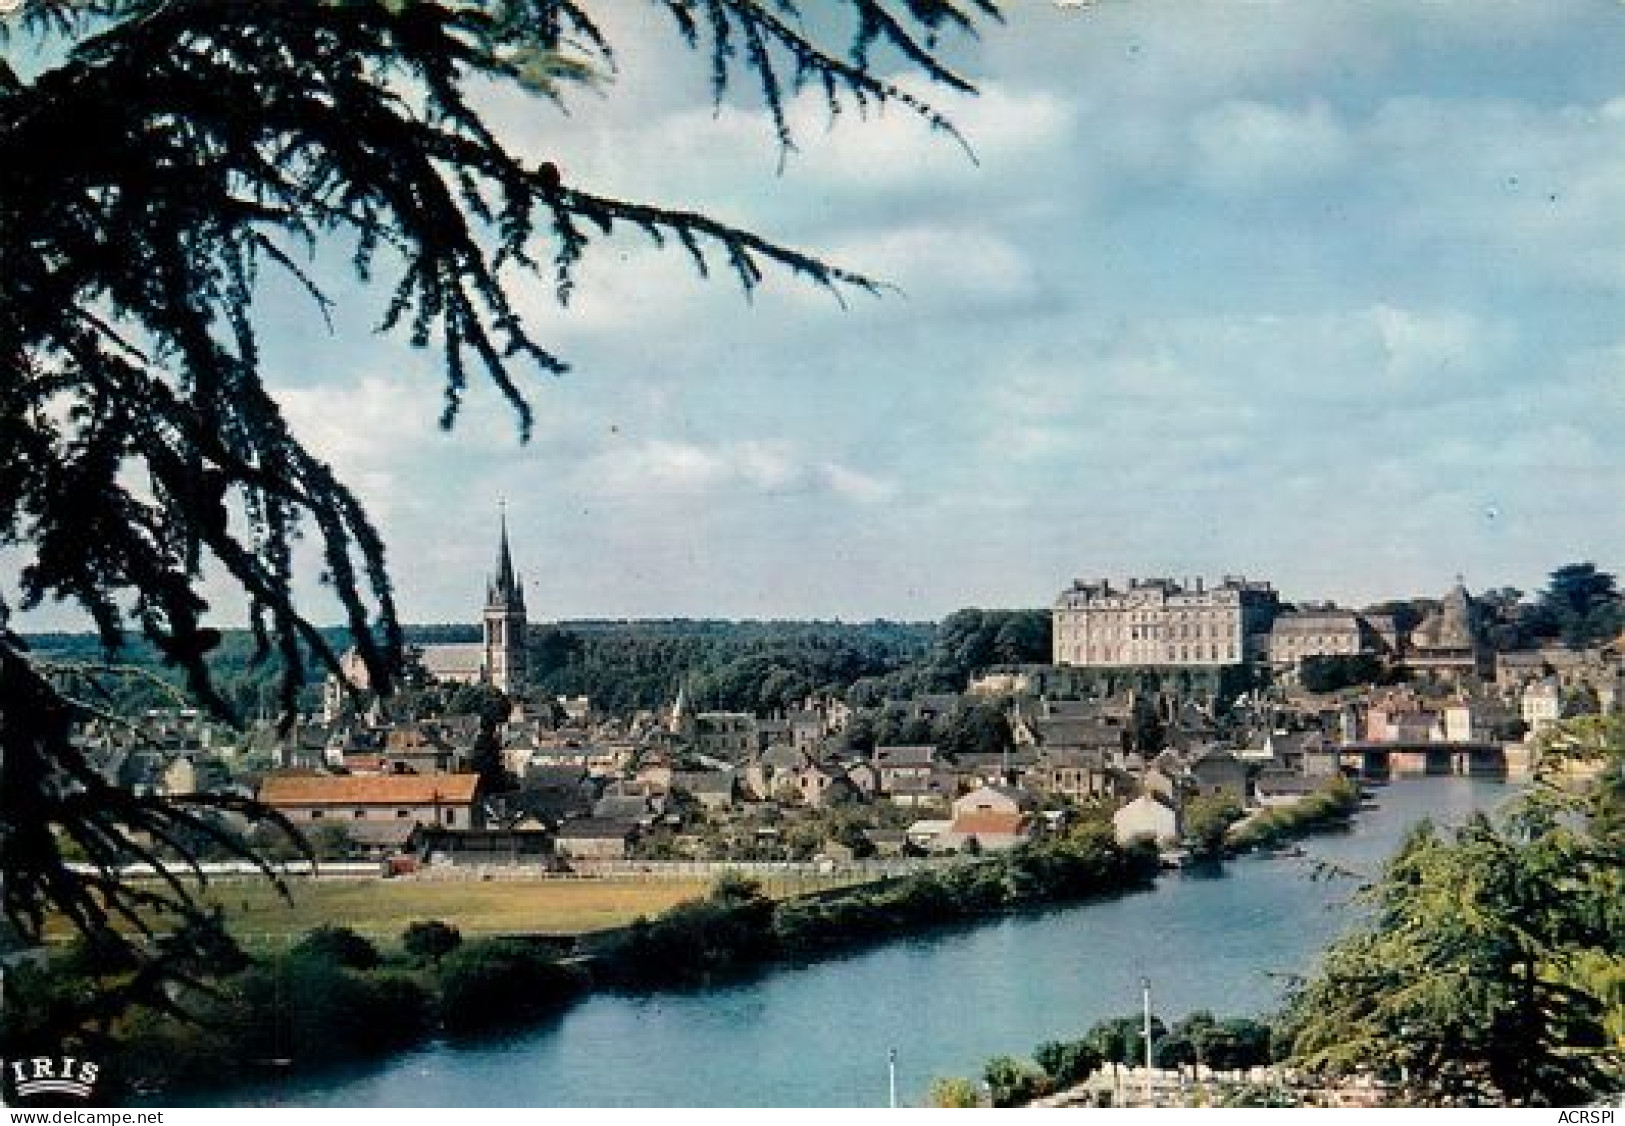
xmin=48 ymin=870 xmax=865 ymax=947
xmin=202 ymin=877 xmax=713 ymax=943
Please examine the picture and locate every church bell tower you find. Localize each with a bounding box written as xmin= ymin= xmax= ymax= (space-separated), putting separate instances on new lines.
xmin=483 ymin=508 xmax=528 ymax=695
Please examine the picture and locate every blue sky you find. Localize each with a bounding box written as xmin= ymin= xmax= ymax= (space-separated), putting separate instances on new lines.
xmin=17 ymin=1 xmax=1625 ymax=629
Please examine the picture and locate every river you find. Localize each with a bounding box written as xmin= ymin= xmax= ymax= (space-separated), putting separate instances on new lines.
xmin=219 ymin=776 xmax=1514 ymax=1108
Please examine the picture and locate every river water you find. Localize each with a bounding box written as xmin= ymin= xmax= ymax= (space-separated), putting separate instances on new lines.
xmin=221 ymin=777 xmax=1513 ymax=1108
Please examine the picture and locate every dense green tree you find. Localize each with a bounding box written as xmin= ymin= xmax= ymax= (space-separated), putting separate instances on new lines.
xmin=2 ymin=0 xmax=996 ymax=984
xmin=1199 ymin=1017 xmax=1272 ymax=1071
xmin=228 ymin=954 xmax=430 ymax=1065
xmin=930 ymin=608 xmax=1052 ymax=686
xmin=1033 ymin=1038 xmax=1104 ymax=1088
xmin=982 ymin=1054 xmax=1050 ymax=1107
xmin=937 ymin=699 xmax=1014 ymax=761
xmin=1182 ymin=793 xmax=1244 ymax=861
xmin=1086 ymin=1013 xmax=1166 ymax=1067
xmin=442 ymin=681 xmax=514 ymax=791
xmin=1528 ymin=563 xmax=1624 ymax=648
xmin=1297 ymin=653 xmax=1384 ymax=694
xmin=436 ymin=938 xmax=587 ymax=1036
xmin=1152 ymin=1011 xmax=1271 ymax=1071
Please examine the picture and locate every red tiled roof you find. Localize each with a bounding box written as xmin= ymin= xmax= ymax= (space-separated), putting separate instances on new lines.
xmin=341 ymin=755 xmax=388 ymax=774
xmin=259 ymin=773 xmax=479 ymax=806
xmin=949 ymin=811 xmax=1029 ymax=838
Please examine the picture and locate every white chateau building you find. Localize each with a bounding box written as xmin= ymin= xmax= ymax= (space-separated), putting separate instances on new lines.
xmin=1052 ymin=575 xmax=1278 ymax=668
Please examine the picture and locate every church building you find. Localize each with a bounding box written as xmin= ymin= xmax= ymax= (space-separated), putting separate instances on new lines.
xmin=481 ymin=512 xmax=528 ymax=694
xmin=414 ymin=512 xmax=530 ymax=694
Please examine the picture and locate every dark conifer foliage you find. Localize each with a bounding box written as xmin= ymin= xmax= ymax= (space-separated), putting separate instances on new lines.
xmin=0 ymin=0 xmax=996 ymax=987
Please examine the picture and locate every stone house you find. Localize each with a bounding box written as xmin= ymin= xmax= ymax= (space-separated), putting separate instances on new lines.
xmin=1186 ymin=748 xmax=1248 ymax=804
xmin=1113 ymin=793 xmax=1179 ymax=846
xmin=745 ymin=744 xmax=807 ymax=800
xmin=844 ymin=761 xmax=881 ymax=797
xmin=885 ymin=770 xmax=953 ymax=809
xmin=1253 ymin=770 xmax=1322 ymax=808
xmin=1029 ymin=748 xmax=1112 ymax=801
xmin=790 ymin=760 xmax=860 ymax=808
xmin=1520 ymin=679 xmax=1563 ymax=739
xmin=554 ymin=818 xmax=639 ymax=862
xmin=672 ymin=769 xmax=739 ymax=812
xmin=873 ymin=745 xmax=936 ymax=794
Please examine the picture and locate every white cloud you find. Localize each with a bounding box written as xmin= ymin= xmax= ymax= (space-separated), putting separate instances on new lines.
xmin=823 ymin=225 xmax=1037 ymax=306
xmin=577 ymin=438 xmax=894 ymax=506
xmin=1190 ymin=100 xmax=1351 ymax=192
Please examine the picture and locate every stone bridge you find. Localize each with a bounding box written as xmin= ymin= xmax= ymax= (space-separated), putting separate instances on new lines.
xmin=1337 ymin=741 xmax=1507 ymax=780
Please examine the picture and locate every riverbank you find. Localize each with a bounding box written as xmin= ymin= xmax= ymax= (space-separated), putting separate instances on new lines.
xmin=20 ymin=776 xmax=1489 ymax=1106
xmin=185 ymin=777 xmax=1518 ymax=1107
xmin=1227 ymin=776 xmax=1361 ymax=853
xmin=15 ymin=822 xmax=1162 ymax=1102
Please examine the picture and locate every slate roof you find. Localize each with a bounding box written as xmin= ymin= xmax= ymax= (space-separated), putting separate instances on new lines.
xmin=672 ymin=770 xmax=736 ymax=795
xmin=555 ymin=817 xmax=638 ymax=840
xmin=874 ymin=745 xmax=936 ymax=768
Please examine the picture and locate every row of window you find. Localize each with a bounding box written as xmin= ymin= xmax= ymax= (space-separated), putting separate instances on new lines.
xmin=1062 ymin=644 xmax=1239 ymax=664
xmin=307 ymin=808 xmax=458 ymax=823
xmin=1058 ymin=624 xmax=1238 ymax=642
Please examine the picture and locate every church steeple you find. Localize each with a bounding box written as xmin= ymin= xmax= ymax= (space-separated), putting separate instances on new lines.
xmin=482 ymin=505 xmax=528 ymax=694
xmin=487 ymin=505 xmax=525 ymax=614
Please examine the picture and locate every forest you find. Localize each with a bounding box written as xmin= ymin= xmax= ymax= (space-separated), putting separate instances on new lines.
xmin=19 ymin=607 xmax=1053 ymax=722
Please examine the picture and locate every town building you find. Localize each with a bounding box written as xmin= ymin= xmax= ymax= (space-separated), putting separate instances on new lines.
xmin=1521 ymin=679 xmax=1564 ymax=738
xmin=258 ymin=773 xmax=482 ymax=831
xmin=934 ymin=784 xmax=1037 ymax=852
xmin=1113 ymin=793 xmax=1180 ymax=846
xmin=480 ymin=512 xmax=528 ymax=694
xmin=1052 ymin=576 xmax=1278 ymax=669
xmin=554 ymin=818 xmax=639 ymax=862
xmin=416 ymin=512 xmax=529 ymax=692
xmin=1404 ymin=580 xmax=1488 ymax=680
xmin=1268 ymin=608 xmax=1383 ymax=666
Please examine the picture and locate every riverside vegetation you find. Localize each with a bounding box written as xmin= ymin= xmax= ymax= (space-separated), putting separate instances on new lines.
xmin=935 ymin=717 xmax=1625 ymax=1108
xmin=2 ymin=820 xmax=1159 ymax=1100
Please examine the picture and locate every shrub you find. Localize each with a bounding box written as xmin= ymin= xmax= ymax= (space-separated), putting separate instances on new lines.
xmin=290 ymin=925 xmax=381 ymax=970
xmin=402 ymin=920 xmax=462 ymax=965
xmin=710 ymin=870 xmax=764 ymax=903
xmin=1033 ymin=1038 xmax=1103 ymax=1088
xmin=225 ymin=955 xmax=430 ymax=1064
xmin=983 ymin=1055 xmax=1050 ymax=1107
xmin=929 ymin=1076 xmax=981 ymax=1108
xmin=437 ymin=938 xmax=588 ymax=1036
xmin=616 ymin=891 xmax=778 ymax=982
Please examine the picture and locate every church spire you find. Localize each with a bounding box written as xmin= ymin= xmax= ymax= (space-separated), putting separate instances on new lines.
xmin=488 ymin=503 xmax=524 ymax=612
xmin=482 ymin=503 xmax=528 ymax=694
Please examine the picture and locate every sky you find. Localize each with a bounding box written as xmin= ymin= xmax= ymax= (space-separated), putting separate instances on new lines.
xmin=15 ymin=1 xmax=1625 ymax=629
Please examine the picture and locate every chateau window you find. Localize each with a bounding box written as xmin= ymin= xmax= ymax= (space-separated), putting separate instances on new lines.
xmin=310 ymin=809 xmax=324 ymax=820
xmin=353 ymin=809 xmax=367 ymax=819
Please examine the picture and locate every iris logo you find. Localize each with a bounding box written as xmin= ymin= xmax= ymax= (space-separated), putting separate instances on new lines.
xmin=8 ymin=1056 xmax=101 ymax=1100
